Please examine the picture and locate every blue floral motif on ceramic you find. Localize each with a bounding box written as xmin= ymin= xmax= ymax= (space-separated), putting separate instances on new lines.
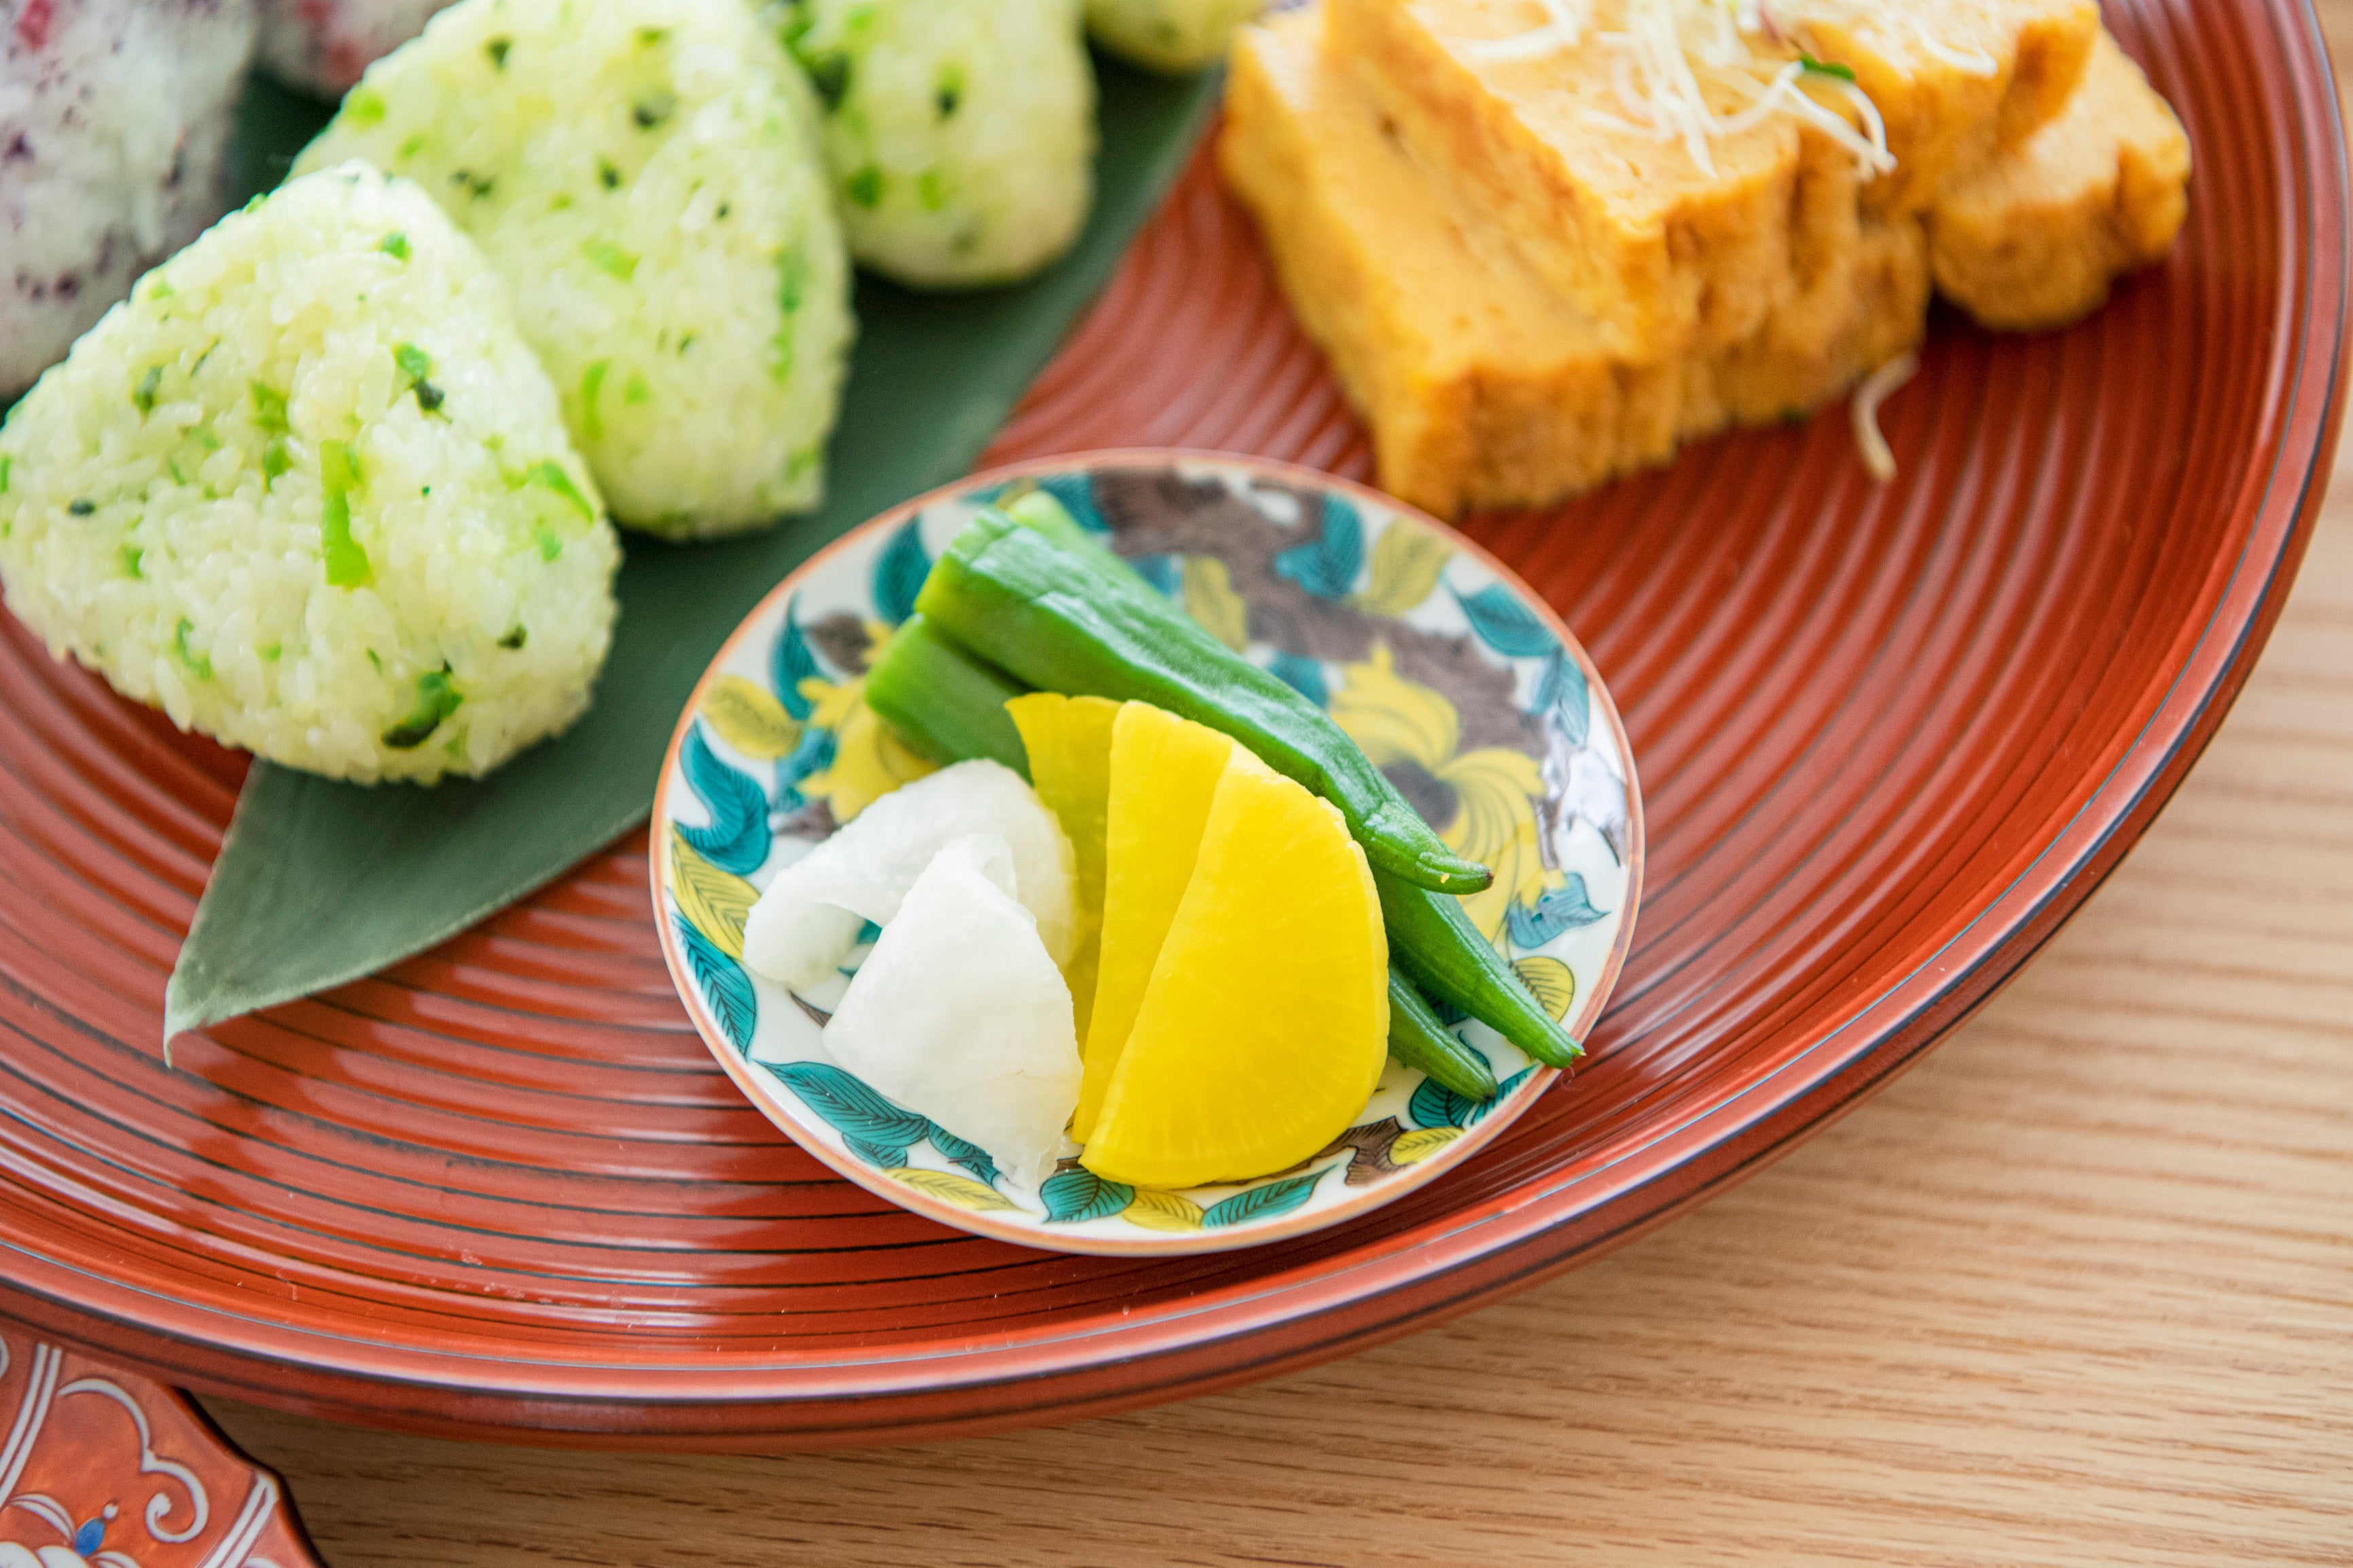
xmin=657 ymin=458 xmax=1641 ymax=1254
xmin=0 ymin=1330 xmax=308 ymax=1568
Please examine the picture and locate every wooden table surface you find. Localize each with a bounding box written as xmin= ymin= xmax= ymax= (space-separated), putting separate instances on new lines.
xmin=204 ymin=27 xmax=2353 ymax=1567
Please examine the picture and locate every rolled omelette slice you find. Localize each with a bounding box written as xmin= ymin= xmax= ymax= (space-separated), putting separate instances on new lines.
xmin=1928 ymin=31 xmax=2191 ymax=333
xmin=1221 ymin=7 xmax=1928 ymax=517
xmin=1321 ymin=0 xmax=2096 ymax=364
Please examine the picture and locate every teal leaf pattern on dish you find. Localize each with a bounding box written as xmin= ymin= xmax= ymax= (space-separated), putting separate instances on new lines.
xmin=845 ymin=1135 xmax=909 ymax=1169
xmin=679 ymin=726 xmax=770 ymax=876
xmin=1469 ymin=1068 xmax=1535 ymax=1126
xmin=927 ymin=1124 xmax=1001 ymax=1188
xmin=673 ymin=912 xmax=755 ymax=1054
xmin=1268 ymin=649 xmax=1329 ymax=708
xmin=1202 ymin=1173 xmax=1320 ymax=1228
xmin=1534 ymin=649 xmax=1591 ymax=747
xmin=1506 ymin=874 xmax=1610 ymax=948
xmin=1454 ymin=582 xmax=1561 ymax=661
xmin=773 ymin=722 xmax=838 ymax=813
xmin=770 ymin=1061 xmax=932 ymax=1152
xmin=770 ymin=600 xmax=821 ymax=722
xmin=1041 ymin=1168 xmax=1134 ymax=1223
xmin=1409 ymin=1075 xmax=1479 ymax=1131
xmin=1130 ymin=553 xmax=1181 ymax=599
xmin=1273 ymin=497 xmax=1363 ymax=601
xmin=872 ymin=517 xmax=931 ymax=627
xmin=1033 ymin=471 xmax=1107 ymax=532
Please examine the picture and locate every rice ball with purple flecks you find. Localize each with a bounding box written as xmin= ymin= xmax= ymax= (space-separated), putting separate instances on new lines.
xmin=1 ymin=0 xmax=258 ymax=398
xmin=257 ymin=0 xmax=452 ymax=97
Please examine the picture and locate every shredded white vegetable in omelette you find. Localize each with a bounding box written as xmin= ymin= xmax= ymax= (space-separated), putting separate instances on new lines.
xmin=1463 ymin=1 xmax=1997 ymax=179
xmin=1850 ymin=351 xmax=1919 ymax=481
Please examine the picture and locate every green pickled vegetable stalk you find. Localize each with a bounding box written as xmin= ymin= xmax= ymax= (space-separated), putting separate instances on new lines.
xmin=865 ymin=598 xmax=1577 ymax=1070
xmin=1001 ymin=490 xmax=1132 ymax=581
xmin=866 ymin=614 xmax=1030 ymax=775
xmin=1378 ymin=871 xmax=1579 ymax=1069
xmin=986 ymin=495 xmax=1573 ymax=1065
xmin=917 ymin=509 xmax=1494 ymax=895
xmin=1386 ymin=970 xmax=1500 ymax=1099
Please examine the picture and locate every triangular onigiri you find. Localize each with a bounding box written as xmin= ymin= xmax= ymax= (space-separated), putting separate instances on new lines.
xmin=0 ymin=162 xmax=619 ymax=785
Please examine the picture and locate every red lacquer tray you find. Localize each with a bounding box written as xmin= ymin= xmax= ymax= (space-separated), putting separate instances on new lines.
xmin=0 ymin=0 xmax=2341 ymax=1450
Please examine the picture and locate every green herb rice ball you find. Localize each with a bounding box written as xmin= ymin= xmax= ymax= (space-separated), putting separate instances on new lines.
xmin=772 ymin=0 xmax=1096 ymax=289
xmin=1084 ymin=0 xmax=1262 ymax=74
xmin=299 ymin=0 xmax=854 ymax=540
xmin=0 ymin=164 xmax=619 ymax=786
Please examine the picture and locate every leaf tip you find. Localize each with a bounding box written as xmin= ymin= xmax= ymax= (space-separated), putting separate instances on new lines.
xmin=160 ymin=989 xmax=214 ymax=1069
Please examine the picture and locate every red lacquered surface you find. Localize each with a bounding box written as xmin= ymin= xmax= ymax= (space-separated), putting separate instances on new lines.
xmin=0 ymin=0 xmax=2343 ymax=1448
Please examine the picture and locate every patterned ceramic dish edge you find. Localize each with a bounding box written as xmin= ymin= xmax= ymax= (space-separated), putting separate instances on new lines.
xmin=651 ymin=452 xmax=1645 ymax=1256
xmin=0 ymin=1324 xmax=323 ymax=1567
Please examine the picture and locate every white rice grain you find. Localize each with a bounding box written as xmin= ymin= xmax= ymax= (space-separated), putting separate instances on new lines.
xmin=0 ymin=163 xmax=618 ymax=783
xmin=300 ymin=0 xmax=854 ymax=539
xmin=769 ymin=0 xmax=1096 ymax=290
xmin=1 ymin=0 xmax=258 ymax=397
xmin=257 ymin=0 xmax=454 ymax=97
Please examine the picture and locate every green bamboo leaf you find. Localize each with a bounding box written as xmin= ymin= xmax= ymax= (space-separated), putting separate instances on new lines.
xmin=767 ymin=1061 xmax=931 ymax=1152
xmin=672 ymin=912 xmax=755 ymax=1055
xmin=924 ymin=1123 xmax=1001 ymax=1188
xmin=163 ymin=59 xmax=1222 ymax=1044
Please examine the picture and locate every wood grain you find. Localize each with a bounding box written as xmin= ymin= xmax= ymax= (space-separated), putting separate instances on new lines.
xmin=202 ymin=22 xmax=2353 ymax=1563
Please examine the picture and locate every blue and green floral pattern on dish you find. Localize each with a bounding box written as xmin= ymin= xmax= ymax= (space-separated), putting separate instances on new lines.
xmin=657 ymin=458 xmax=1637 ymax=1249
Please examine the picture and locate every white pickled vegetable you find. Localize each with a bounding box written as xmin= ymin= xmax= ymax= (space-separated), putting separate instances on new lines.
xmin=742 ymin=759 xmax=1077 ymax=991
xmin=823 ymin=834 xmax=1082 ymax=1188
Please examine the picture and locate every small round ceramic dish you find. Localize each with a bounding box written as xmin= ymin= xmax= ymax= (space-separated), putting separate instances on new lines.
xmin=651 ymin=452 xmax=1644 ymax=1255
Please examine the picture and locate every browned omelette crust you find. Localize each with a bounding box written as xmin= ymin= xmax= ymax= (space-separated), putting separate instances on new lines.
xmin=1929 ymin=31 xmax=2191 ymax=332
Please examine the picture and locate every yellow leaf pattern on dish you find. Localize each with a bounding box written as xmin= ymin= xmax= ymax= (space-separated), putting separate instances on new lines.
xmin=1121 ymin=1188 xmax=1205 ymax=1230
xmin=1330 ymin=642 xmax=1553 ymax=943
xmin=1357 ymin=521 xmax=1454 ymax=618
xmin=702 ymin=674 xmax=802 ymax=761
xmin=1511 ymin=956 xmax=1577 ymax=1021
xmin=888 ymin=1168 xmax=1017 ymax=1212
xmin=1330 ymin=640 xmax=1457 ymax=767
xmin=1183 ymin=555 xmax=1251 ymax=653
xmin=1391 ymin=1127 xmax=1464 ymax=1164
xmin=667 ymin=824 xmax=757 ymax=962
xmin=797 ymin=623 xmax=935 ymax=824
xmin=1441 ymin=748 xmax=1549 ymax=947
